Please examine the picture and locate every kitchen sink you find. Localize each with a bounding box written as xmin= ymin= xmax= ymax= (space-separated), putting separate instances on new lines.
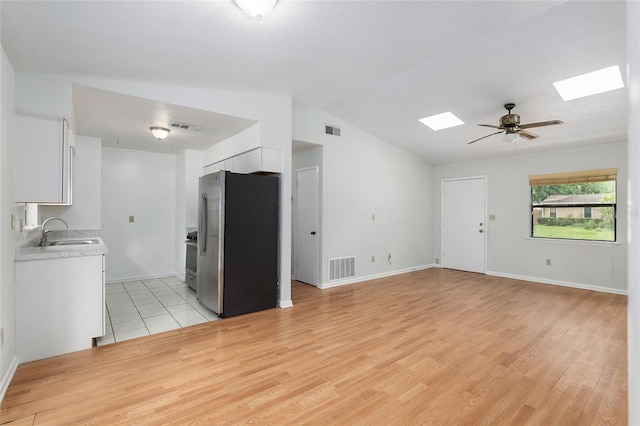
xmin=41 ymin=239 xmax=101 ymax=247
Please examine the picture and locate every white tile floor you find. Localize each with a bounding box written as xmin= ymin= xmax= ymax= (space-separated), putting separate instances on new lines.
xmin=97 ymin=276 xmax=219 ymax=346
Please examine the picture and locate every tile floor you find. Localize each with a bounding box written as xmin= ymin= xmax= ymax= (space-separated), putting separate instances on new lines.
xmin=97 ymin=276 xmax=219 ymax=346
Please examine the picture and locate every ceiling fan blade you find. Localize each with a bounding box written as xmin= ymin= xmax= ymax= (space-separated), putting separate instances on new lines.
xmin=478 ymin=124 xmax=503 ymax=130
xmin=467 ymin=130 xmax=504 ymax=145
xmin=516 ymin=129 xmax=539 ymax=140
xmin=519 ymin=120 xmax=564 ymax=129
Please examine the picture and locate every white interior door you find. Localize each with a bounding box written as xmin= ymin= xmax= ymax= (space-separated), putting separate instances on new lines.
xmin=294 ymin=167 xmax=319 ymax=286
xmin=442 ymin=177 xmax=486 ymax=273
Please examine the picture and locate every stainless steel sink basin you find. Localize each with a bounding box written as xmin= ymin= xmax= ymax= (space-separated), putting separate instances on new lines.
xmin=41 ymin=239 xmax=101 ymax=247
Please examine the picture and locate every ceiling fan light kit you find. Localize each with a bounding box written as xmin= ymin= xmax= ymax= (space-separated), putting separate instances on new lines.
xmin=467 ymin=103 xmax=563 ymax=145
xmin=503 ymin=133 xmax=519 ymax=143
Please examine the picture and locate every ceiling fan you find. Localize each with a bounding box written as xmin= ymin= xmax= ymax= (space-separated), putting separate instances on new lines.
xmin=467 ymin=103 xmax=563 ymax=145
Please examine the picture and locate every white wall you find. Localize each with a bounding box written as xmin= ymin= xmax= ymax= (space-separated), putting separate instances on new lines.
xmin=40 ymin=135 xmax=102 ymax=229
xmin=202 ymin=124 xmax=260 ymax=167
xmin=174 ymin=150 xmax=186 ymax=281
xmin=184 ymin=149 xmax=202 ymax=230
xmin=627 ymin=1 xmax=639 ymax=421
xmin=293 ymin=108 xmax=433 ymax=286
xmin=433 ymin=141 xmax=628 ymax=294
xmin=101 ymin=147 xmax=176 ymax=282
xmin=0 ymin=46 xmax=19 ymax=400
xmin=174 ymin=149 xmax=202 ymax=280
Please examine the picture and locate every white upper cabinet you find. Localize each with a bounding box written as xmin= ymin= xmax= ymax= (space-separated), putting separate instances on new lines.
xmin=16 ymin=114 xmax=73 ymax=205
xmin=232 ymin=148 xmax=282 ymax=174
xmin=203 ymin=148 xmax=283 ymax=176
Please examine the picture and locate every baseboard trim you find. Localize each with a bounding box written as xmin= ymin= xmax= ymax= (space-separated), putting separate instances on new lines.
xmin=318 ymin=264 xmax=434 ymax=289
xmin=0 ymin=356 xmax=20 ymax=403
xmin=486 ymin=270 xmax=627 ymax=296
xmin=278 ymin=300 xmax=294 ymax=309
xmin=106 ymin=273 xmax=181 ymax=284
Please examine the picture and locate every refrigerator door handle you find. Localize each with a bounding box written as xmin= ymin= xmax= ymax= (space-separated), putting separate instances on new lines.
xmin=199 ymin=193 xmax=208 ymax=255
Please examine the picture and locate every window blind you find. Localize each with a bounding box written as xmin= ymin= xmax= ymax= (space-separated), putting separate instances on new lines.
xmin=528 ymin=168 xmax=617 ymax=186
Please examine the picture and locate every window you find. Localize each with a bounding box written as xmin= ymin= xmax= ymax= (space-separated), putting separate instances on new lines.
xmin=529 ymin=168 xmax=616 ymax=242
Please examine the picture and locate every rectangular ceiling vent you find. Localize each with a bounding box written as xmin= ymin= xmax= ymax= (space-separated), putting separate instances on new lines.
xmin=170 ymin=121 xmax=200 ymax=132
xmin=325 ymin=125 xmax=341 ymax=136
xmin=329 ymin=256 xmax=355 ymax=281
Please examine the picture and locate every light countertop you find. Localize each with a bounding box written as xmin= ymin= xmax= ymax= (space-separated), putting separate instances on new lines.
xmin=15 ymin=229 xmax=108 ymax=261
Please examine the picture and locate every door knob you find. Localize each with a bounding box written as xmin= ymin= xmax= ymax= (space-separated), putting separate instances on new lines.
xmin=310 ymin=231 xmax=316 ymax=235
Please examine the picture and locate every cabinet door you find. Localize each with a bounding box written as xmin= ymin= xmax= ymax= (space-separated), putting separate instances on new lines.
xmin=16 ymin=255 xmax=103 ymax=363
xmin=232 ymin=149 xmax=261 ymax=173
xmin=15 ymin=115 xmax=71 ymax=204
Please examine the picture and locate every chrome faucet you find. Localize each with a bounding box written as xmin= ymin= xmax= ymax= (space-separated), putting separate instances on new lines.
xmin=40 ymin=217 xmax=69 ymax=245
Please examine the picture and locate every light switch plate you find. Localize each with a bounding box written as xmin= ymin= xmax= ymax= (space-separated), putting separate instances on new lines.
xmin=129 ymin=215 xmax=134 ymax=223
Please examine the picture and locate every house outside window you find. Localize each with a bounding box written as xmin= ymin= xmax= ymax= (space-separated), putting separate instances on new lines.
xmin=530 ymin=168 xmax=616 ymax=242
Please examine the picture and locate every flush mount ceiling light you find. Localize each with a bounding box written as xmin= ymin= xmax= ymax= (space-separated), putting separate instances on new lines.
xmin=419 ymin=112 xmax=464 ymax=131
xmin=233 ymin=0 xmax=279 ymax=20
xmin=150 ymin=126 xmax=170 ymax=140
xmin=553 ymin=65 xmax=624 ymax=101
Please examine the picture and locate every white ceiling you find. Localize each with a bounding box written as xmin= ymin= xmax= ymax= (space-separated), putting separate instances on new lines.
xmin=0 ymin=1 xmax=628 ymax=163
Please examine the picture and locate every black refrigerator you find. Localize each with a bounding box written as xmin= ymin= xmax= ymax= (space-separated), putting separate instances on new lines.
xmin=197 ymin=171 xmax=279 ymax=318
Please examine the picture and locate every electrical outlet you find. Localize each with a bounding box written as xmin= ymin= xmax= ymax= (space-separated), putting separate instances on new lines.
xmin=129 ymin=215 xmax=135 ymax=223
xmin=371 ymin=255 xmax=375 ymax=262
xmin=546 ymin=259 xmax=551 ymax=266
xmin=435 ymin=258 xmax=440 ymax=265
xmin=372 ymin=214 xmax=375 ymax=221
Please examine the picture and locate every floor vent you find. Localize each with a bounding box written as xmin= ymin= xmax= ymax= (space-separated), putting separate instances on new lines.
xmin=329 ymin=256 xmax=355 ymax=281
xmin=325 ymin=125 xmax=341 ymax=136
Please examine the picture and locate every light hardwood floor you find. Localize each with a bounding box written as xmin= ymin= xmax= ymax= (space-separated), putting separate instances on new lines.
xmin=1 ymin=268 xmax=627 ymax=425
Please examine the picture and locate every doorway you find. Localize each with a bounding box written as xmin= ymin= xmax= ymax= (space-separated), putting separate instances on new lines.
xmin=441 ymin=177 xmax=486 ymax=273
xmin=294 ymin=166 xmax=320 ymax=286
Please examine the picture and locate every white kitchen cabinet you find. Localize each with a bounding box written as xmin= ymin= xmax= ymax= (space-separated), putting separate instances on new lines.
xmin=15 ymin=254 xmax=104 ymax=363
xmin=15 ymin=114 xmax=73 ymax=205
xmin=203 ymin=158 xmax=233 ymax=175
xmin=231 ymin=148 xmax=282 ymax=174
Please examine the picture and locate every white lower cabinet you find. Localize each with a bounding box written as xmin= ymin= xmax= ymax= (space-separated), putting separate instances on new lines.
xmin=16 ymin=255 xmax=105 ymax=363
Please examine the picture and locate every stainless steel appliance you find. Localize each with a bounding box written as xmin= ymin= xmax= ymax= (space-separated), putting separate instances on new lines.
xmin=185 ymin=231 xmax=197 ymax=291
xmin=197 ymin=171 xmax=279 ymax=317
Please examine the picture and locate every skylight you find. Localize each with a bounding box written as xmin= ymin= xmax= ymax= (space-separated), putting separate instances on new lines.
xmin=419 ymin=112 xmax=464 ymax=131
xmin=553 ymin=65 xmax=624 ymax=101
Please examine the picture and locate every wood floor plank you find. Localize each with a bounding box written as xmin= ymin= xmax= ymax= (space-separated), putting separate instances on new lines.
xmin=0 ymin=268 xmax=627 ymax=425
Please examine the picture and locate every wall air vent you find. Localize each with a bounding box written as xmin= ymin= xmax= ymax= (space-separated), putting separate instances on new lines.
xmin=170 ymin=122 xmax=200 ymax=132
xmin=325 ymin=125 xmax=341 ymax=136
xmin=329 ymin=256 xmax=355 ymax=281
